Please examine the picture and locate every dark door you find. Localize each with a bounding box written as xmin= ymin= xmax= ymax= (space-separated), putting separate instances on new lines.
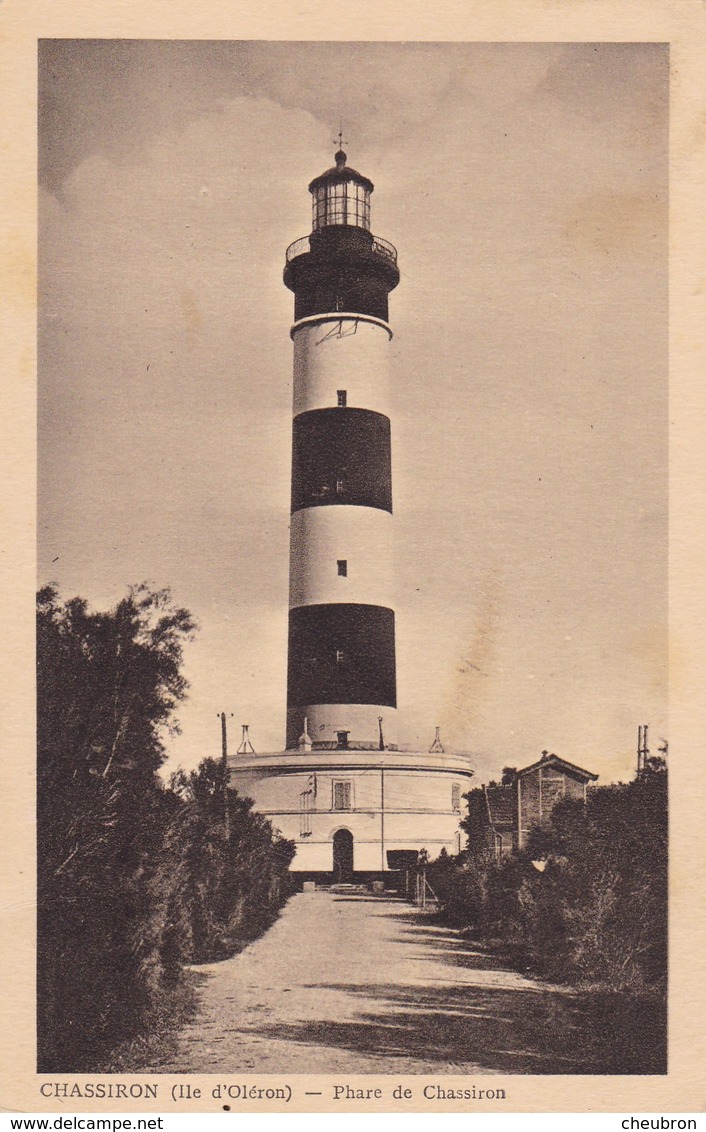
xmin=332 ymin=828 xmax=354 ymax=882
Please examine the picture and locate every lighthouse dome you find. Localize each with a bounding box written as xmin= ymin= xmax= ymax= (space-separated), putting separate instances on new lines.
xmin=308 ymin=150 xmax=374 ymax=193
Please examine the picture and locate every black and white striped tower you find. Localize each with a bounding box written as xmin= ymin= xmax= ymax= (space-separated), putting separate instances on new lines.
xmin=283 ymin=145 xmax=400 ymax=751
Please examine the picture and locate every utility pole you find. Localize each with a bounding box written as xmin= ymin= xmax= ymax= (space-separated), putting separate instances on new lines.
xmin=380 ymin=762 xmax=385 ymax=873
xmin=637 ymin=723 xmax=649 ymax=774
xmin=218 ymin=711 xmax=233 ymax=839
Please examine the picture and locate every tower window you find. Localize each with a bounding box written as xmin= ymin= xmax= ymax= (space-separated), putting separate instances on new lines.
xmin=335 ymin=649 xmax=345 ymax=665
xmin=452 ymin=784 xmax=461 ymax=812
xmin=337 ymin=559 xmax=347 ymax=577
xmin=337 ymin=390 xmax=347 ymax=407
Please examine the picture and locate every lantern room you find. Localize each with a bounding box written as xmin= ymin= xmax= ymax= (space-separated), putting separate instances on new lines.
xmin=309 ymin=149 xmax=373 ymax=231
xmin=283 ymin=145 xmax=400 ymax=324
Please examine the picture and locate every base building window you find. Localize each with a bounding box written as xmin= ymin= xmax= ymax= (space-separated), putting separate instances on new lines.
xmin=300 ymin=789 xmax=313 ymax=836
xmin=333 ymin=780 xmax=352 ymax=811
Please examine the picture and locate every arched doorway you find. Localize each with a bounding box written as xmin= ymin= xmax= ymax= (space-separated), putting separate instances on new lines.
xmin=332 ymin=828 xmax=354 ymax=883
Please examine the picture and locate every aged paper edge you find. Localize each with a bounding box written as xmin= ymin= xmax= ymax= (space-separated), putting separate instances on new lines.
xmin=1 ymin=0 xmax=704 ymax=1115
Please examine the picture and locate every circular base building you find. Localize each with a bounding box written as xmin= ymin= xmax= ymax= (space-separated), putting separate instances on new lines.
xmin=229 ymin=744 xmax=474 ymax=883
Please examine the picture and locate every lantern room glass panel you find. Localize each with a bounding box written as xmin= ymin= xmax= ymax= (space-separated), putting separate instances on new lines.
xmin=311 ymin=179 xmax=371 ymax=231
xmin=313 ymin=187 xmax=327 ymax=228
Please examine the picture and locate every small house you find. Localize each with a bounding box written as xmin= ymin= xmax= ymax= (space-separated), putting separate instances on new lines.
xmin=469 ymin=752 xmax=598 ymax=858
xmin=515 ymin=752 xmax=598 ymax=848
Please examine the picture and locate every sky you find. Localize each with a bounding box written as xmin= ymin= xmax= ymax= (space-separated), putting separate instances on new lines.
xmin=38 ymin=41 xmax=668 ymax=784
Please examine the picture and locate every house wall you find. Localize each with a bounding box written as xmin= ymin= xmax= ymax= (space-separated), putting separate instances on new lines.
xmin=517 ymin=765 xmax=587 ymax=847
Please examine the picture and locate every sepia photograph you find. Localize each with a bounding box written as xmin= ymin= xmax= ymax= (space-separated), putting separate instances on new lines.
xmin=36 ymin=38 xmax=669 ymax=1088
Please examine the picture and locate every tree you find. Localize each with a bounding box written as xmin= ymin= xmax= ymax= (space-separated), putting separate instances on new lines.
xmin=37 ymin=584 xmax=196 ymax=1070
xmin=460 ymin=786 xmax=495 ymax=858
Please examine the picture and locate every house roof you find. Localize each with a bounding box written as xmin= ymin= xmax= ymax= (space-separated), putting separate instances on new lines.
xmin=484 ymin=785 xmax=515 ymax=828
xmin=516 ymin=752 xmax=598 ymax=782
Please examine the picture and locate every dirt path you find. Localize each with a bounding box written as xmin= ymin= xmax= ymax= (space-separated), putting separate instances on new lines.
xmin=146 ymin=892 xmax=603 ymax=1074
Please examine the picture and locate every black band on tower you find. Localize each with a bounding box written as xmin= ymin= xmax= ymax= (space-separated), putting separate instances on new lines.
xmin=287 ymin=603 xmax=397 ymax=709
xmin=291 ymin=408 xmax=392 ymax=513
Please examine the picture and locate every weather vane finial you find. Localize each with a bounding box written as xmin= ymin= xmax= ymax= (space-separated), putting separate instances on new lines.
xmin=333 ymin=124 xmax=348 ymax=168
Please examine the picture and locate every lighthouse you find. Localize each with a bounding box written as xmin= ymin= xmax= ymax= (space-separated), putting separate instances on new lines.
xmin=283 ymin=145 xmax=400 ymax=753
xmin=230 ymin=144 xmax=474 ymax=883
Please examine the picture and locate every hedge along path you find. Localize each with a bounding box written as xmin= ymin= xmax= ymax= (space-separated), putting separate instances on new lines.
xmin=144 ymin=891 xmax=603 ymax=1075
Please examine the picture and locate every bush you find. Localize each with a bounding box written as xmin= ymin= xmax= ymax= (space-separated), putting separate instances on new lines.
xmin=168 ymin=758 xmax=295 ymax=962
xmin=428 ymin=764 xmax=667 ymax=996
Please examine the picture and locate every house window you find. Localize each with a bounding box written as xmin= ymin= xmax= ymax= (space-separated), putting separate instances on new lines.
xmin=336 ymin=478 xmax=345 ymax=495
xmin=337 ymin=559 xmax=347 ymax=577
xmin=333 ymin=780 xmax=352 ymax=810
xmin=337 ymin=390 xmax=347 ymax=407
xmin=452 ymin=783 xmax=461 ymax=812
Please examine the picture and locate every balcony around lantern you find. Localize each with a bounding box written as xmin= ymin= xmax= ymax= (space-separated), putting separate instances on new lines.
xmin=285 ymin=232 xmax=398 ymax=266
